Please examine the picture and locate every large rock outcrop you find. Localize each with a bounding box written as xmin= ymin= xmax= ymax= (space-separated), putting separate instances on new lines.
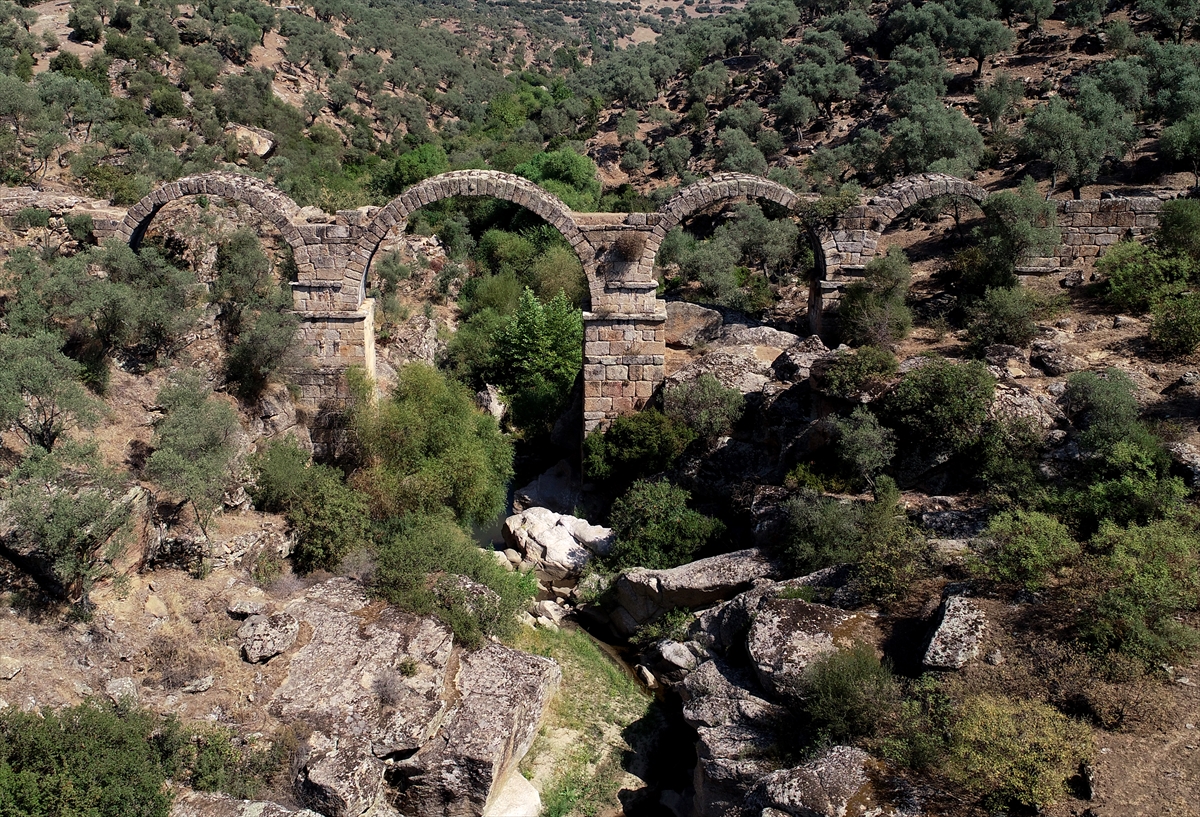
xmin=171 ymin=792 xmax=324 ymax=817
xmin=611 ymin=548 xmax=784 ymax=637
xmin=923 ymin=595 xmax=987 ymax=671
xmin=747 ymin=746 xmax=876 ymax=817
xmin=746 ymin=597 xmax=861 ymax=700
xmin=502 ymin=508 xmax=613 ymax=584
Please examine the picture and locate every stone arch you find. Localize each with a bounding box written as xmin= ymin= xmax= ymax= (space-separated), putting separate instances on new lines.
xmin=345 ymin=170 xmax=588 ymax=309
xmin=643 ymin=171 xmax=836 ymax=299
xmin=115 ymin=172 xmax=306 ymax=253
xmin=855 ymin=172 xmax=990 ymax=252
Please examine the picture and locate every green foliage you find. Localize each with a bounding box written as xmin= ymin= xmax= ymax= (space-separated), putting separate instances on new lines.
xmin=819 ymin=346 xmax=898 ymax=398
xmin=145 ymin=375 xmax=239 ymax=539
xmin=250 ymin=438 xmax=371 ymax=573
xmin=839 ymin=247 xmax=912 ymax=347
xmin=965 ymin=286 xmax=1042 ymax=354
xmin=974 ymin=510 xmax=1079 ymax=590
xmin=224 ymin=310 xmax=300 ymax=401
xmin=957 ymin=177 xmax=1059 ymax=296
xmin=373 ymin=510 xmax=533 ymax=647
xmin=631 ymin=607 xmax=693 ymax=648
xmin=801 ymin=642 xmax=899 ymax=741
xmin=946 ymin=695 xmax=1093 ymax=810
xmin=582 ymin=409 xmax=695 ymax=487
xmin=514 ymin=147 xmax=601 ymax=211
xmin=882 ymin=100 xmax=983 ymax=177
xmin=488 ymin=288 xmax=582 ymax=433
xmin=1157 ymin=198 xmax=1200 ymax=263
xmin=1020 ymin=92 xmax=1137 ymax=195
xmin=385 ymin=143 xmax=448 ymax=193
xmin=662 ymin=373 xmax=744 ymax=446
xmin=1079 ymin=513 xmax=1200 ymax=667
xmin=6 ymin=445 xmax=130 ymax=606
xmin=976 ymin=73 xmax=1024 ymax=134
xmin=877 ymin=675 xmax=953 ymax=771
xmin=607 ymin=479 xmax=725 ymax=570
xmin=833 ymin=406 xmax=895 ymax=488
xmin=883 ymin=358 xmax=995 ymax=453
xmin=1151 ymin=292 xmax=1200 ymax=355
xmin=351 ymin=363 xmax=513 ymax=527
xmin=1098 ymin=240 xmax=1193 ymax=313
xmin=975 ymin=418 xmax=1046 ymax=507
xmin=0 ymin=332 xmax=100 ymax=451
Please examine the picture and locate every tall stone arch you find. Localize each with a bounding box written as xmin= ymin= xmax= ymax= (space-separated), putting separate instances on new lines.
xmin=115 ymin=172 xmax=306 ymax=253
xmin=343 ymin=170 xmax=589 ymax=310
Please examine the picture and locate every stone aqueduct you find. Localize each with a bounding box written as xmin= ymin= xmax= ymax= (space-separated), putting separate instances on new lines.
xmin=65 ymin=169 xmax=1173 ymax=432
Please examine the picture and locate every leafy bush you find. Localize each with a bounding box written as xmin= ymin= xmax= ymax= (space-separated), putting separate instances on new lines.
xmin=1078 ymin=514 xmax=1200 ymax=667
xmin=965 ymin=286 xmax=1042 ymax=353
xmin=878 ymin=674 xmax=953 ymax=771
xmin=12 ymin=207 xmax=50 ymax=229
xmin=819 ymin=346 xmax=898 ymax=399
xmin=583 ymin=409 xmax=695 ymax=487
xmin=883 ymin=358 xmax=995 ymax=454
xmin=1155 ymin=198 xmax=1200 ymax=263
xmin=662 ymin=373 xmax=744 ymax=445
xmin=251 ymin=438 xmax=371 ymax=573
xmin=350 ymin=364 xmax=513 ymax=527
xmin=833 ymin=406 xmax=895 ymax=488
xmin=1151 ymin=293 xmax=1200 ymax=356
xmin=973 ymin=510 xmax=1079 ymax=590
xmin=957 ymin=177 xmax=1059 ymax=296
xmin=64 ymin=213 xmax=94 ymax=241
xmin=1099 ymin=240 xmax=1192 ymax=313
xmin=839 ymin=248 xmax=912 ymax=347
xmin=225 ymin=310 xmax=300 ymax=401
xmin=607 ymin=479 xmax=725 ymax=570
xmin=373 ymin=511 xmax=533 ymax=647
xmin=945 ymin=695 xmax=1092 ymax=811
xmin=801 ymin=642 xmax=899 ymax=741
xmin=974 ymin=418 xmax=1046 ymax=506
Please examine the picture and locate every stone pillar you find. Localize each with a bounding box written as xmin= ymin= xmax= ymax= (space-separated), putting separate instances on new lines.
xmin=583 ymin=308 xmax=667 ymax=435
xmin=294 ymin=300 xmax=377 ymax=410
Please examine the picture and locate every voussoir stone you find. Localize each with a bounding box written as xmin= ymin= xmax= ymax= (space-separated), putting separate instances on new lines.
xmin=237 ymin=613 xmax=300 ymax=663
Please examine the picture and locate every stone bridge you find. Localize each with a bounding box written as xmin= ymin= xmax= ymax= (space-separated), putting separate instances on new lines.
xmin=23 ymin=169 xmax=1173 ymax=433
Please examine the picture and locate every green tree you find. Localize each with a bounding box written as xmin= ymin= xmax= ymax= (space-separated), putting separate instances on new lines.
xmin=965 ymin=286 xmax=1042 ymax=353
xmin=608 ymin=479 xmax=725 ymax=570
xmin=583 ymin=409 xmax=695 ymax=486
xmin=834 ymin=406 xmax=896 ymax=488
xmin=1162 ymin=114 xmax=1200 ymax=187
xmin=0 ymin=333 xmax=100 ymax=451
xmin=884 ymin=358 xmax=995 ymax=454
xmin=385 ymin=143 xmax=448 ymax=193
xmin=514 ymin=147 xmax=601 ymax=211
xmin=839 ymin=247 xmax=912 ymax=347
xmin=958 ymin=176 xmax=1059 ymax=295
xmin=1138 ymin=0 xmax=1200 ymax=42
xmin=145 ymin=375 xmax=240 ymax=541
xmin=949 ymin=15 xmax=1014 ymax=77
xmin=975 ymin=73 xmax=1024 ymax=134
xmin=789 ymin=29 xmax=860 ymax=117
xmin=883 ymin=100 xmax=983 ymax=177
xmin=663 ymin=373 xmax=745 ymax=445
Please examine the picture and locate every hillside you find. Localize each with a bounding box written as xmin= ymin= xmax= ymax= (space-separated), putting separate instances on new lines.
xmin=4 ymin=0 xmax=1200 ymax=817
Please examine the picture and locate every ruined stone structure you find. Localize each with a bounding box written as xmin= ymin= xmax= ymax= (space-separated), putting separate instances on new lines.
xmin=1 ymin=170 xmax=1180 ymax=434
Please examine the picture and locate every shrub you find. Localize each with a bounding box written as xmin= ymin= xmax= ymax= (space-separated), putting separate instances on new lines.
xmin=583 ymin=409 xmax=695 ymax=486
xmin=662 ymin=374 xmax=744 ymax=445
xmin=833 ymin=406 xmax=895 ymax=488
xmin=839 ymin=248 xmax=913 ymax=347
xmin=1155 ymin=198 xmax=1200 ymax=263
xmin=965 ymin=286 xmax=1042 ymax=353
xmin=883 ymin=358 xmax=995 ymax=454
xmin=350 ymin=364 xmax=514 ymax=527
xmin=973 ymin=510 xmax=1079 ymax=590
xmin=149 ymin=86 xmax=186 ymax=118
xmin=224 ymin=310 xmax=300 ymax=401
xmin=975 ymin=417 xmax=1046 ymax=506
xmin=958 ymin=177 xmax=1059 ymax=296
xmin=945 ymin=695 xmax=1092 ymax=811
xmin=819 ymin=346 xmax=898 ymax=399
xmin=1098 ymin=240 xmax=1192 ymax=313
xmin=1078 ymin=514 xmax=1200 ymax=667
xmin=782 ymin=490 xmax=864 ymax=573
xmin=12 ymin=207 xmax=50 ymax=229
xmin=608 ymin=479 xmax=725 ymax=570
xmin=878 ymin=674 xmax=953 ymax=771
xmin=64 ymin=213 xmax=94 ymax=242
xmin=801 ymin=642 xmax=899 ymax=742
xmin=1150 ymin=293 xmax=1200 ymax=356
xmin=373 ymin=511 xmax=533 ymax=647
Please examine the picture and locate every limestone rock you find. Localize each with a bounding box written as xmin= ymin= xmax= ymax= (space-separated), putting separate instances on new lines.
xmin=105 ymin=677 xmax=138 ymax=704
xmin=271 ymin=579 xmax=454 ymax=759
xmin=748 ymin=746 xmax=873 ymax=817
xmin=392 ymin=644 xmax=560 ymax=817
xmin=481 ymin=771 xmax=541 ymax=817
xmin=475 ymin=384 xmax=506 ymax=421
xmin=746 ymin=598 xmax=858 ymax=700
xmin=1030 ymin=340 xmax=1087 ymax=377
xmin=227 ymin=598 xmax=268 ymax=618
xmin=299 ymin=731 xmax=387 ymax=817
xmin=1169 ymin=442 xmax=1200 ymax=486
xmin=224 ymin=124 xmax=276 ymax=158
xmin=666 ymin=301 xmax=724 ymax=347
xmin=512 ymin=459 xmax=580 ymax=515
xmin=145 ymin=594 xmax=169 ymax=618
xmin=924 ymin=596 xmax=986 ymax=670
xmin=611 ymin=548 xmax=784 ymax=637
xmin=682 ymin=659 xmax=788 ymax=817
xmin=665 ymin=345 xmax=783 ymax=395
xmin=770 ymin=335 xmax=831 ymax=382
xmin=715 ymin=324 xmax=803 ymax=350
xmin=237 ymin=613 xmax=300 ymax=663
xmin=991 ymin=385 xmax=1062 ymax=430
xmin=502 ymin=508 xmax=613 ymax=582
xmin=171 ymin=791 xmax=324 ymax=817
xmin=0 ymin=656 xmax=22 ymax=680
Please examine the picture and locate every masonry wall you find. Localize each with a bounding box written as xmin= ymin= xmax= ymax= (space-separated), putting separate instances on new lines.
xmin=583 ymin=316 xmax=666 ymax=434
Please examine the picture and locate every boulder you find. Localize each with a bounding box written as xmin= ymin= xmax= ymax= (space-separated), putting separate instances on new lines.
xmin=1030 ymin=340 xmax=1087 ymax=377
xmin=392 ymin=644 xmax=560 ymax=817
xmin=223 ymin=124 xmax=276 ymax=158
xmin=666 ymin=301 xmax=724 ymax=347
xmin=481 ymin=772 xmax=541 ymax=817
xmin=611 ymin=548 xmax=784 ymax=637
xmin=991 ymin=385 xmax=1062 ymax=430
xmin=746 ymin=598 xmax=859 ymax=700
xmin=227 ymin=598 xmax=268 ymax=618
xmin=475 ymin=384 xmax=506 ymax=422
xmin=171 ymin=792 xmax=324 ymax=817
xmin=715 ymin=324 xmax=803 ymax=350
xmin=502 ymin=508 xmax=613 ymax=582
xmin=770 ymin=335 xmax=831 ymax=382
xmin=924 ymin=596 xmax=986 ymax=670
xmin=299 ymin=731 xmax=387 ymax=817
xmin=747 ymin=746 xmax=874 ymax=817
xmin=665 ymin=346 xmax=784 ymax=395
xmin=682 ymin=659 xmax=788 ymax=817
xmin=105 ymin=677 xmax=138 ymax=704
xmin=512 ymin=460 xmax=580 ymax=515
xmin=237 ymin=613 xmax=300 ymax=663
xmin=1169 ymin=442 xmax=1200 ymax=486
xmin=0 ymin=656 xmax=21 ymax=680
xmin=271 ymin=579 xmax=455 ymax=759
